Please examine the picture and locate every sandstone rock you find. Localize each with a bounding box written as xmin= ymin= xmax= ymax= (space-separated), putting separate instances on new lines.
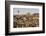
xmin=14 ymin=13 xmax=39 ymax=27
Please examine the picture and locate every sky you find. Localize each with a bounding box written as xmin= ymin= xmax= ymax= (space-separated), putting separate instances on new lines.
xmin=13 ymin=8 xmax=39 ymax=15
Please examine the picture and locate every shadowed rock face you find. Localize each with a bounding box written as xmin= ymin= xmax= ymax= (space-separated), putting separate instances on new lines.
xmin=13 ymin=13 xmax=39 ymax=28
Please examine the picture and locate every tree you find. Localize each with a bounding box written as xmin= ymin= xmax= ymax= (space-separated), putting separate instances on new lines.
xmin=18 ymin=10 xmax=19 ymax=14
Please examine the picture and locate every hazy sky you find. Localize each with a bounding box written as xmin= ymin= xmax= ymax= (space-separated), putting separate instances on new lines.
xmin=13 ymin=8 xmax=39 ymax=15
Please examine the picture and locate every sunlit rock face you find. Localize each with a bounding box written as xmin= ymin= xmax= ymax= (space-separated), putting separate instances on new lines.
xmin=13 ymin=13 xmax=39 ymax=28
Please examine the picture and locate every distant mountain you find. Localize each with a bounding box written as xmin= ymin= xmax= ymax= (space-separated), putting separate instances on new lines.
xmin=33 ymin=13 xmax=39 ymax=17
